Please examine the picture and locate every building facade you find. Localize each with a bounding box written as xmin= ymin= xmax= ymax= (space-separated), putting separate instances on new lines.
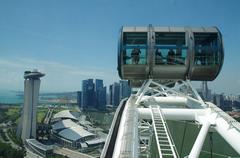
xmin=95 ymin=79 xmax=106 ymax=110
xmin=19 ymin=70 xmax=45 ymax=142
xmin=81 ymin=79 xmax=106 ymax=110
xmin=112 ymin=82 xmax=120 ymax=106
xmin=81 ymin=79 xmax=96 ymax=109
xmin=77 ymin=91 xmax=82 ymax=108
xmin=109 ymin=84 xmax=113 ymax=105
xmin=119 ymin=80 xmax=131 ymax=100
xmin=97 ymin=86 xmax=107 ymax=110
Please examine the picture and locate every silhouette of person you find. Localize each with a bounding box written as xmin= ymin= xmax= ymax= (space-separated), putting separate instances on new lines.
xmin=131 ymin=47 xmax=141 ymax=64
xmin=155 ymin=48 xmax=164 ymax=64
xmin=167 ymin=49 xmax=175 ymax=64
xmin=176 ymin=46 xmax=183 ymax=64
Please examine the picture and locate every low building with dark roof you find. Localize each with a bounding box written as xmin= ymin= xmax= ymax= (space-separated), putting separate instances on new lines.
xmin=51 ymin=110 xmax=105 ymax=149
xmin=26 ymin=139 xmax=53 ymax=158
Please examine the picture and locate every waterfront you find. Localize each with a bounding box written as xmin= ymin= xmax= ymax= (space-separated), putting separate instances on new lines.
xmin=0 ymin=91 xmax=23 ymax=104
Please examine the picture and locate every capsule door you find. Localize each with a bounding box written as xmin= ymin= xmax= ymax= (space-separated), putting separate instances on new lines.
xmin=152 ymin=30 xmax=189 ymax=80
xmin=190 ymin=31 xmax=223 ymax=81
xmin=119 ymin=31 xmax=149 ymax=80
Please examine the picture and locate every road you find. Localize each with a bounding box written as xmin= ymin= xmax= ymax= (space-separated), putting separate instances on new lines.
xmin=43 ymin=108 xmax=53 ymax=124
xmin=53 ymin=146 xmax=92 ymax=158
xmin=3 ymin=128 xmax=22 ymax=150
xmin=0 ymin=123 xmax=22 ymax=150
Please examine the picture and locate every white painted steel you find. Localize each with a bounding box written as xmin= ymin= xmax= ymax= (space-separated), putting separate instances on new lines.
xmin=188 ymin=119 xmax=210 ymax=158
xmin=108 ymin=80 xmax=240 ymax=157
xmin=141 ymin=96 xmax=187 ymax=106
xmin=137 ymin=108 xmax=208 ymax=120
xmin=113 ymin=97 xmax=139 ymax=158
xmin=214 ymin=117 xmax=240 ymax=155
xmin=208 ymin=103 xmax=240 ymax=155
xmin=150 ymin=106 xmax=178 ymax=158
xmin=135 ymin=79 xmax=152 ymax=105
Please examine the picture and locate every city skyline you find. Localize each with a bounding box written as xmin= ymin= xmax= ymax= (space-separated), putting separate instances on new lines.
xmin=0 ymin=0 xmax=240 ymax=94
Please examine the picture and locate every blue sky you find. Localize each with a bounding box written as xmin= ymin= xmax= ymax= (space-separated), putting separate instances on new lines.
xmin=0 ymin=0 xmax=240 ymax=94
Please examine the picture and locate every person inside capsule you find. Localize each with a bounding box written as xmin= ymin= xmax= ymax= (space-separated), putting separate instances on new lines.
xmin=131 ymin=47 xmax=141 ymax=64
xmin=155 ymin=48 xmax=164 ymax=64
xmin=167 ymin=48 xmax=175 ymax=65
xmin=175 ymin=46 xmax=183 ymax=64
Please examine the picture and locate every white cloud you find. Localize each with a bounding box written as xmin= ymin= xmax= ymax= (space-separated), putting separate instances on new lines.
xmin=0 ymin=57 xmax=119 ymax=92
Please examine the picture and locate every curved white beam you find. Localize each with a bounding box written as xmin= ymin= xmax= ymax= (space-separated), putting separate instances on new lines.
xmin=189 ymin=119 xmax=210 ymax=158
xmin=141 ymin=96 xmax=187 ymax=106
xmin=137 ymin=108 xmax=208 ymax=121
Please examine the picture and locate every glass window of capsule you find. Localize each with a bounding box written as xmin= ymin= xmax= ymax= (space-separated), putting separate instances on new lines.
xmin=123 ymin=32 xmax=147 ymax=65
xmin=155 ymin=32 xmax=187 ymax=65
xmin=194 ymin=33 xmax=220 ymax=66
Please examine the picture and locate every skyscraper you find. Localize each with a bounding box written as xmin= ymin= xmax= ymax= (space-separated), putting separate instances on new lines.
xmin=20 ymin=70 xmax=45 ymax=142
xmin=119 ymin=80 xmax=131 ymax=100
xmin=109 ymin=81 xmax=130 ymax=106
xmin=112 ymin=82 xmax=120 ymax=106
xmin=97 ymin=86 xmax=107 ymax=110
xmin=82 ymin=79 xmax=95 ymax=110
xmin=77 ymin=91 xmax=82 ymax=108
xmin=109 ymin=84 xmax=113 ymax=105
xmin=95 ymin=79 xmax=103 ymax=92
xmin=95 ymin=79 xmax=106 ymax=110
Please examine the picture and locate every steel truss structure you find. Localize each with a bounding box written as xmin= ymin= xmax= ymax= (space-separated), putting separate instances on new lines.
xmin=102 ymin=79 xmax=240 ymax=158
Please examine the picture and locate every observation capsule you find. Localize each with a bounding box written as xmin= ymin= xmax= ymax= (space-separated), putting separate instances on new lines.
xmin=118 ymin=25 xmax=224 ymax=82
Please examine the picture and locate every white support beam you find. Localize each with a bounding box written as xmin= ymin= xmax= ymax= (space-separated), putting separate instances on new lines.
xmin=188 ymin=119 xmax=210 ymax=158
xmin=137 ymin=108 xmax=208 ymax=121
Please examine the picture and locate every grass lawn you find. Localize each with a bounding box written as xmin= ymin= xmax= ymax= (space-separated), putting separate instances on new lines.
xmin=37 ymin=108 xmax=48 ymax=123
xmin=0 ymin=107 xmax=21 ymax=124
xmin=5 ymin=108 xmax=20 ymax=117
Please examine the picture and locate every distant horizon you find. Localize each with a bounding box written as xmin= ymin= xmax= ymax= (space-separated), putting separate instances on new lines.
xmin=0 ymin=0 xmax=240 ymax=94
xmin=0 ymin=81 xmax=239 ymax=96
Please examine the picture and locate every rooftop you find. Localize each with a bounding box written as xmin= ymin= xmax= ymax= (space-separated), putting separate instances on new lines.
xmin=52 ymin=119 xmax=78 ymax=132
xmin=26 ymin=139 xmax=53 ymax=151
xmin=53 ymin=110 xmax=78 ymax=121
xmin=58 ymin=125 xmax=95 ymax=141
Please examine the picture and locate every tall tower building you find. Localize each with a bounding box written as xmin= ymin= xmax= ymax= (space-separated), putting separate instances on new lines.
xmin=95 ymin=79 xmax=106 ymax=110
xmin=95 ymin=79 xmax=103 ymax=91
xmin=77 ymin=91 xmax=82 ymax=108
xmin=82 ymin=79 xmax=95 ymax=109
xmin=109 ymin=84 xmax=113 ymax=105
xmin=97 ymin=86 xmax=107 ymax=110
xmin=202 ymin=81 xmax=208 ymax=100
xmin=112 ymin=82 xmax=120 ymax=106
xmin=201 ymin=81 xmax=212 ymax=101
xmin=20 ymin=70 xmax=45 ymax=142
xmin=119 ymin=80 xmax=131 ymax=100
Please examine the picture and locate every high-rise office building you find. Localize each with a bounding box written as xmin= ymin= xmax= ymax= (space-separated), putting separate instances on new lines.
xmin=109 ymin=84 xmax=113 ymax=105
xmin=197 ymin=81 xmax=212 ymax=102
xmin=213 ymin=93 xmax=224 ymax=108
xmin=120 ymin=80 xmax=131 ymax=100
xmin=77 ymin=91 xmax=82 ymax=108
xmin=20 ymin=70 xmax=45 ymax=142
xmin=95 ymin=79 xmax=103 ymax=91
xmin=109 ymin=81 xmax=130 ymax=106
xmin=95 ymin=79 xmax=106 ymax=110
xmin=82 ymin=79 xmax=95 ymax=109
xmin=97 ymin=86 xmax=107 ymax=110
xmin=112 ymin=82 xmax=120 ymax=106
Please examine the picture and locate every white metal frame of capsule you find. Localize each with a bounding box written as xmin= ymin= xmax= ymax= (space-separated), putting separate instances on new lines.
xmin=118 ymin=25 xmax=224 ymax=83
